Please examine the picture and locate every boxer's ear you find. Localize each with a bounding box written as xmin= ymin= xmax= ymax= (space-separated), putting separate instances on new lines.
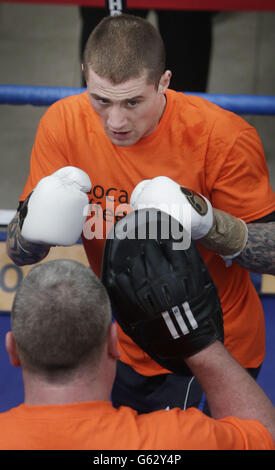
xmin=158 ymin=70 xmax=172 ymax=94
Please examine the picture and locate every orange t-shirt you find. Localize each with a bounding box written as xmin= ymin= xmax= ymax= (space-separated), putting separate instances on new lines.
xmin=20 ymin=89 xmax=275 ymax=374
xmin=0 ymin=401 xmax=273 ymax=450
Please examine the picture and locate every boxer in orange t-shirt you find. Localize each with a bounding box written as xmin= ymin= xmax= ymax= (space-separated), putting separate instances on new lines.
xmin=7 ymin=14 xmax=275 ymax=414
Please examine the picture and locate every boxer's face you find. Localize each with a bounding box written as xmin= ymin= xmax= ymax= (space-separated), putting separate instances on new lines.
xmin=86 ymin=68 xmax=171 ymax=147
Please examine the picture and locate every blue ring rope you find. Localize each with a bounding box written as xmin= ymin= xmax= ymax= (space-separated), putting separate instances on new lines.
xmin=0 ymin=84 xmax=275 ymax=115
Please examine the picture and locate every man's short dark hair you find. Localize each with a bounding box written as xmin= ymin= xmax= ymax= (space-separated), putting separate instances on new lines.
xmin=83 ymin=14 xmax=166 ymax=88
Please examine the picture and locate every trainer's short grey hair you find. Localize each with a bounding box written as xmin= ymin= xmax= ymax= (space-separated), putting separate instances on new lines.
xmin=11 ymin=259 xmax=112 ymax=380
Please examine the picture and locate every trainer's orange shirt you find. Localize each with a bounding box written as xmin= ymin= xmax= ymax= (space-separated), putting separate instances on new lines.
xmin=20 ymin=90 xmax=275 ymax=374
xmin=0 ymin=401 xmax=273 ymax=450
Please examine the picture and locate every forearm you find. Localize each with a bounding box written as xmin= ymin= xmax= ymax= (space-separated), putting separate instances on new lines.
xmin=185 ymin=341 xmax=275 ymax=442
xmin=6 ymin=212 xmax=50 ymax=266
xmin=234 ymin=222 xmax=275 ymax=274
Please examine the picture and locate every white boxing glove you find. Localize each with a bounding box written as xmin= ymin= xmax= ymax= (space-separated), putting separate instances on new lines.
xmin=21 ymin=166 xmax=91 ymax=246
xmin=130 ymin=176 xmax=248 ymax=259
xmin=130 ymin=176 xmax=213 ymax=240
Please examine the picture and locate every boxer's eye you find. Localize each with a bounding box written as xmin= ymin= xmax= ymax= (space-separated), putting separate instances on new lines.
xmin=98 ymin=98 xmax=110 ymax=105
xmin=128 ymin=100 xmax=138 ymax=108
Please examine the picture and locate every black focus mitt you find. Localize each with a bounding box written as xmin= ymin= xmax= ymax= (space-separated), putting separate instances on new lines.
xmin=101 ymin=209 xmax=224 ymax=375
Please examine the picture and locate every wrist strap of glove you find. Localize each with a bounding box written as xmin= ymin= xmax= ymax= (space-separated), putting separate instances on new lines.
xmin=221 ymin=219 xmax=248 ymax=266
xmin=199 ymin=209 xmax=248 ymax=257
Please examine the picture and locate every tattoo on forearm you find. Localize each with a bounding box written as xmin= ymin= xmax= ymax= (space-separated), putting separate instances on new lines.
xmin=6 ymin=212 xmax=50 ymax=266
xmin=235 ymin=222 xmax=275 ymax=274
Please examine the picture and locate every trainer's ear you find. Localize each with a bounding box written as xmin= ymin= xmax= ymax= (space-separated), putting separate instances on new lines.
xmin=107 ymin=322 xmax=121 ymax=360
xmin=5 ymin=332 xmax=21 ymax=368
